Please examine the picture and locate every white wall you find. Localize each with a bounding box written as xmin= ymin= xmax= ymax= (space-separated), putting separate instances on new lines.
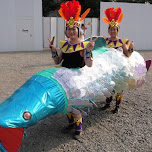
xmin=33 ymin=0 xmax=43 ymax=51
xmin=0 ymin=0 xmax=42 ymax=52
xmin=100 ymin=2 xmax=152 ymax=50
xmin=0 ymin=0 xmax=16 ymax=51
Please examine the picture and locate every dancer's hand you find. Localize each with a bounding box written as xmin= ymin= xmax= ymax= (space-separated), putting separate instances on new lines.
xmin=129 ymin=41 xmax=134 ymax=49
xmin=125 ymin=40 xmax=134 ymax=49
xmin=48 ymin=36 xmax=56 ymax=52
xmin=86 ymin=35 xmax=98 ymax=51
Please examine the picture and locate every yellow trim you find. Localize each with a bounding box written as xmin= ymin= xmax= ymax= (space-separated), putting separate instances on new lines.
xmin=66 ymin=17 xmax=77 ymax=28
xmin=67 ymin=112 xmax=73 ymax=119
xmin=103 ymin=36 xmax=129 ymax=48
xmin=116 ymin=94 xmax=123 ymax=101
xmin=109 ymin=19 xmax=118 ymax=27
xmin=74 ymin=117 xmax=82 ymax=126
xmin=60 ymin=40 xmax=89 ymax=53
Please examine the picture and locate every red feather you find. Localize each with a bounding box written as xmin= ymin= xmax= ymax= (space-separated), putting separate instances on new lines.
xmin=114 ymin=7 xmax=122 ymax=22
xmin=109 ymin=8 xmax=115 ymax=19
xmin=104 ymin=8 xmax=113 ymax=22
xmin=58 ymin=0 xmax=81 ymax=21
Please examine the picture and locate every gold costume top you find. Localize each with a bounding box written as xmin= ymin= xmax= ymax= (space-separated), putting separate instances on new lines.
xmin=102 ymin=36 xmax=130 ymax=48
xmin=60 ymin=40 xmax=89 ymax=53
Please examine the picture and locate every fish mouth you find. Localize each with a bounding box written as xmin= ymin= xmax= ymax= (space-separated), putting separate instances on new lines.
xmin=0 ymin=126 xmax=24 ymax=152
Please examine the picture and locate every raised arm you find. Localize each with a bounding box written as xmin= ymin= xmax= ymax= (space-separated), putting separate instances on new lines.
xmin=122 ymin=40 xmax=134 ymax=57
xmin=83 ymin=35 xmax=98 ymax=67
xmin=48 ymin=37 xmax=63 ymax=64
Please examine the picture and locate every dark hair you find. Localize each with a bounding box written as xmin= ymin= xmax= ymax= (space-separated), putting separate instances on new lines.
xmin=81 ymin=24 xmax=85 ymax=27
xmin=65 ymin=27 xmax=80 ymax=38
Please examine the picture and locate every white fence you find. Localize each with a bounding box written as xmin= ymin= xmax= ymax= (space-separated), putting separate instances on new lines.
xmin=43 ymin=17 xmax=99 ymax=48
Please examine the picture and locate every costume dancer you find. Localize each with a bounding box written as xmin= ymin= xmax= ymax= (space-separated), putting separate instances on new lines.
xmin=101 ymin=7 xmax=135 ymax=113
xmin=49 ymin=0 xmax=97 ymax=139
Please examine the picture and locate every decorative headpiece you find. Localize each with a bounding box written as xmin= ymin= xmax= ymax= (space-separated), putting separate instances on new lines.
xmin=102 ymin=7 xmax=123 ymax=27
xmin=58 ymin=0 xmax=90 ymax=28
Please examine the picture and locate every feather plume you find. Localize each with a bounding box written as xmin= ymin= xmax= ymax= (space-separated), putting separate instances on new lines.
xmin=109 ymin=8 xmax=115 ymax=19
xmin=104 ymin=8 xmax=113 ymax=22
xmin=114 ymin=7 xmax=121 ymax=22
xmin=58 ymin=8 xmax=66 ymax=20
xmin=79 ymin=8 xmax=91 ymax=22
xmin=58 ymin=0 xmax=81 ymax=22
xmin=118 ymin=13 xmax=123 ymax=23
xmin=102 ymin=17 xmax=109 ymax=24
xmin=58 ymin=3 xmax=69 ymax=21
xmin=72 ymin=0 xmax=81 ymax=21
xmin=103 ymin=7 xmax=123 ymax=25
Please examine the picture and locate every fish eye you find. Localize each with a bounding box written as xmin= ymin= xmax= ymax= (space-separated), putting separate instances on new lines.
xmin=23 ymin=111 xmax=32 ymax=120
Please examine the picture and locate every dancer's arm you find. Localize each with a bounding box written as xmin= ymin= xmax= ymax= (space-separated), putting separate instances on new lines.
xmin=122 ymin=40 xmax=134 ymax=57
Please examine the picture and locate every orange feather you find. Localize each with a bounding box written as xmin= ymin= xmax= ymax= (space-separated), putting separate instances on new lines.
xmin=118 ymin=13 xmax=123 ymax=23
xmin=102 ymin=17 xmax=109 ymax=24
xmin=79 ymin=8 xmax=91 ymax=22
xmin=58 ymin=9 xmax=66 ymax=20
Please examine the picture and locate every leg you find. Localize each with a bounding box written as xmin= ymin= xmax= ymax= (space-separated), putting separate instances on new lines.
xmin=73 ymin=113 xmax=82 ymax=140
xmin=101 ymin=96 xmax=112 ymax=110
xmin=61 ymin=112 xmax=74 ymax=133
xmin=112 ymin=93 xmax=123 ymax=114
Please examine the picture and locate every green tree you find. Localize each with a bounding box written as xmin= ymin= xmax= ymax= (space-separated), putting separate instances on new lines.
xmin=42 ymin=0 xmax=59 ymax=16
xmin=42 ymin=0 xmax=152 ymax=17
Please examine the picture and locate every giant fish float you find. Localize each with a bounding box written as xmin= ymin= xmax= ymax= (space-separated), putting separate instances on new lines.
xmin=0 ymin=37 xmax=151 ymax=152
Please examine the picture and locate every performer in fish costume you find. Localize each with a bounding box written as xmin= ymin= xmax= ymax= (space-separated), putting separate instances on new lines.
xmin=0 ymin=3 xmax=151 ymax=152
xmin=49 ymin=0 xmax=97 ymax=139
xmin=101 ymin=7 xmax=139 ymax=113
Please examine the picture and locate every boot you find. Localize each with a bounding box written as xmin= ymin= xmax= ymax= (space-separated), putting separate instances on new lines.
xmin=61 ymin=112 xmax=74 ymax=134
xmin=101 ymin=96 xmax=112 ymax=110
xmin=73 ymin=117 xmax=82 ymax=140
xmin=112 ymin=94 xmax=122 ymax=114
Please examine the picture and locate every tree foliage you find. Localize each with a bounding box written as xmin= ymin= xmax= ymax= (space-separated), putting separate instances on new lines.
xmin=42 ymin=0 xmax=152 ymax=17
xmin=42 ymin=0 xmax=59 ymax=17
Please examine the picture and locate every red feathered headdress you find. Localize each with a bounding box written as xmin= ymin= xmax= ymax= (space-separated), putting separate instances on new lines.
xmin=102 ymin=7 xmax=123 ymax=27
xmin=58 ymin=0 xmax=90 ymax=28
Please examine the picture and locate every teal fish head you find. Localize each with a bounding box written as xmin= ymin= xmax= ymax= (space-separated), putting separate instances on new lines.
xmin=0 ymin=75 xmax=66 ymax=128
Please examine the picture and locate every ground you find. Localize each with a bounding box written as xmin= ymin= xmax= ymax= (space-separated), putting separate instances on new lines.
xmin=0 ymin=50 xmax=151 ymax=152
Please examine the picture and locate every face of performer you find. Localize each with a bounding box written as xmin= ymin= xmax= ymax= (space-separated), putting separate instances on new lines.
xmin=108 ymin=26 xmax=119 ymax=38
xmin=66 ymin=27 xmax=79 ymax=40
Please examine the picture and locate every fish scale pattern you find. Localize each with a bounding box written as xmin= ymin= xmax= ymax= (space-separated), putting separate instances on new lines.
xmin=52 ymin=48 xmax=146 ymax=107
